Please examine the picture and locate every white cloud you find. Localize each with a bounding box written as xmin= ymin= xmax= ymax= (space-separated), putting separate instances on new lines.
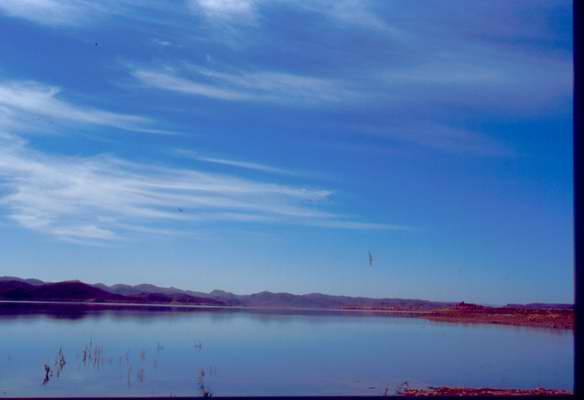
xmin=0 ymin=0 xmax=103 ymax=27
xmin=384 ymin=123 xmax=514 ymax=157
xmin=0 ymin=134 xmax=398 ymax=244
xmin=196 ymin=67 xmax=347 ymax=103
xmin=0 ymin=0 xmax=393 ymax=33
xmin=175 ymin=150 xmax=296 ymax=176
xmin=132 ymin=68 xmax=251 ymax=101
xmin=187 ymin=0 xmax=402 ymax=35
xmin=129 ymin=62 xmax=522 ymax=157
xmin=189 ymin=0 xmax=255 ymax=19
xmin=0 ymin=80 xmax=170 ymax=135
xmin=0 ymin=0 xmax=167 ymax=28
xmin=297 ymin=0 xmax=402 ymax=35
xmin=131 ymin=65 xmax=353 ymax=106
xmin=151 ymin=38 xmax=174 ymax=47
xmin=130 ymin=41 xmax=572 ymax=117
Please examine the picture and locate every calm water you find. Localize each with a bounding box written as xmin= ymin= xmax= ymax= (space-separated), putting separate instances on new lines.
xmin=0 ymin=303 xmax=573 ymax=397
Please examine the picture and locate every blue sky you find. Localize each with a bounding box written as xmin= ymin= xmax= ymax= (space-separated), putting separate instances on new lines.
xmin=0 ymin=0 xmax=573 ymax=304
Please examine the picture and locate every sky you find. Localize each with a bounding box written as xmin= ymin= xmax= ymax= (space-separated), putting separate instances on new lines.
xmin=0 ymin=0 xmax=573 ymax=304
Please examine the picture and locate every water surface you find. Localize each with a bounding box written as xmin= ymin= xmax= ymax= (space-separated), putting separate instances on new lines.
xmin=0 ymin=303 xmax=573 ymax=396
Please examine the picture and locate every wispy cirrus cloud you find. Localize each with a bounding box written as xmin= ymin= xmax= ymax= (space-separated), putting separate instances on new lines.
xmin=0 ymin=0 xmax=394 ymax=33
xmin=295 ymin=0 xmax=402 ymax=34
xmin=375 ymin=122 xmax=514 ymax=157
xmin=0 ymin=133 xmax=396 ymax=244
xmin=188 ymin=0 xmax=256 ymax=20
xmin=0 ymin=0 xmax=139 ymax=27
xmin=0 ymin=80 xmax=171 ymax=135
xmin=0 ymin=0 xmax=185 ymax=30
xmin=0 ymin=0 xmax=91 ymax=26
xmin=130 ymin=53 xmax=567 ymax=157
xmin=131 ymin=67 xmax=251 ymax=102
xmin=175 ymin=149 xmax=297 ymax=176
xmin=376 ymin=49 xmax=572 ymax=114
xmin=130 ymin=65 xmax=355 ymax=106
xmin=4 ymin=1 xmax=568 ymax=160
xmin=187 ymin=0 xmax=401 ymax=35
xmin=130 ymin=41 xmax=571 ymax=113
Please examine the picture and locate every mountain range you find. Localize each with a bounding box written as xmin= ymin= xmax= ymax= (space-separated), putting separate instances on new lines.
xmin=0 ymin=276 xmax=573 ymax=311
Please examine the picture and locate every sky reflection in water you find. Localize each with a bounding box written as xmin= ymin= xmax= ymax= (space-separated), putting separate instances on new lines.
xmin=0 ymin=304 xmax=573 ymax=396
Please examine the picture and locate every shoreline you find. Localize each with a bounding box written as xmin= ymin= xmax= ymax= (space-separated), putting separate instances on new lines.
xmin=397 ymin=386 xmax=573 ymax=396
xmin=0 ymin=300 xmax=573 ymax=330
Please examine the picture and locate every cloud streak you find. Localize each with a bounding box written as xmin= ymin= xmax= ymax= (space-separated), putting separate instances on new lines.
xmin=188 ymin=0 xmax=256 ymax=20
xmin=295 ymin=0 xmax=403 ymax=34
xmin=0 ymin=81 xmax=170 ymax=135
xmin=131 ymin=55 xmax=564 ymax=157
xmin=0 ymin=134 xmax=396 ymax=244
xmin=0 ymin=0 xmax=395 ymax=33
xmin=2 ymin=2 xmax=571 ymax=161
xmin=175 ymin=149 xmax=298 ymax=176
xmin=0 ymin=0 xmax=172 ymax=28
xmin=0 ymin=0 xmax=92 ymax=26
xmin=129 ymin=42 xmax=571 ymax=115
xmin=348 ymin=122 xmax=515 ymax=157
xmin=131 ymin=65 xmax=354 ymax=107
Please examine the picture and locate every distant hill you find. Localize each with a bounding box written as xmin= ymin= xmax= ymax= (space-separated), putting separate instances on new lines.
xmin=97 ymin=282 xmax=209 ymax=299
xmin=205 ymin=290 xmax=454 ymax=310
xmin=0 ymin=276 xmax=46 ymax=286
xmin=0 ymin=279 xmax=224 ymax=306
xmin=0 ymin=276 xmax=573 ymax=312
xmin=0 ymin=280 xmax=127 ymax=302
xmin=1 ymin=277 xmax=453 ymax=309
xmin=505 ymin=303 xmax=574 ymax=311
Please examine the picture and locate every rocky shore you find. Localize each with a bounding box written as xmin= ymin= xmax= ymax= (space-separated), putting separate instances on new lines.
xmin=397 ymin=386 xmax=572 ymax=396
xmin=424 ymin=302 xmax=574 ymax=330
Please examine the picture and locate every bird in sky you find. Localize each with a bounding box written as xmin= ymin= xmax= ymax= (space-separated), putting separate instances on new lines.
xmin=177 ymin=208 xmax=184 ymax=213
xmin=368 ymin=251 xmax=374 ymax=267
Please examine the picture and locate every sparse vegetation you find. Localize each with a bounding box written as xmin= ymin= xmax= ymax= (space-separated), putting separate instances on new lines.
xmin=197 ymin=368 xmax=212 ymax=397
xmin=41 ymin=364 xmax=51 ymax=385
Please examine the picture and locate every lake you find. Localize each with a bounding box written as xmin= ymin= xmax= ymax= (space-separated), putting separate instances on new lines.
xmin=0 ymin=303 xmax=573 ymax=397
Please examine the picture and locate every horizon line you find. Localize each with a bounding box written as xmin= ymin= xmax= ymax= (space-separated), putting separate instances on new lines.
xmin=0 ymin=275 xmax=573 ymax=307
